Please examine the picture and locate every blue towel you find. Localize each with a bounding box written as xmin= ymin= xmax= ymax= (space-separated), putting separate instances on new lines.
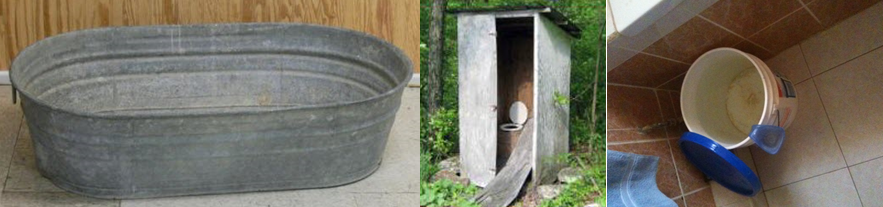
xmin=608 ymin=150 xmax=678 ymax=207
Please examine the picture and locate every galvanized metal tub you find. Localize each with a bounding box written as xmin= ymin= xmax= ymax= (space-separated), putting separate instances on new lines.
xmin=9 ymin=23 xmax=412 ymax=199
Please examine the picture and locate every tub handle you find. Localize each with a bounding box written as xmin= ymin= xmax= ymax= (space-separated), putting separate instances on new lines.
xmin=11 ymin=86 xmax=16 ymax=104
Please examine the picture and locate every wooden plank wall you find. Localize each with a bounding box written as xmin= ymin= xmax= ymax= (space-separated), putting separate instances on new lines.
xmin=0 ymin=0 xmax=419 ymax=72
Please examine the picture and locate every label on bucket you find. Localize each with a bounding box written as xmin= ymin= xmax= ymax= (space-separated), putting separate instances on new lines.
xmin=771 ymin=72 xmax=798 ymax=130
xmin=775 ymin=73 xmax=796 ymax=98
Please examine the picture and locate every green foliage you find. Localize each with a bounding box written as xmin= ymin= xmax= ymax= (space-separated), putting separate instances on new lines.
xmin=554 ymin=91 xmax=570 ymax=106
xmin=420 ymin=107 xmax=460 ymax=160
xmin=540 ymin=162 xmax=607 ymax=207
xmin=421 ymin=152 xmax=440 ymax=182
xmin=420 ymin=180 xmax=480 ymax=207
xmin=570 ymin=117 xmax=605 ymax=154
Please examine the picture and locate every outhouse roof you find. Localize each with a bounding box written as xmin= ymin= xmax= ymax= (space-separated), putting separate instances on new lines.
xmin=448 ymin=6 xmax=581 ymax=38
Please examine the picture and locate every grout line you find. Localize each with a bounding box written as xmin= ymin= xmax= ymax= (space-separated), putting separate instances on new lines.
xmin=750 ymin=8 xmax=883 ymax=204
xmin=847 ymin=155 xmax=883 ymax=168
xmin=763 ymin=167 xmax=845 ymax=192
xmin=608 ymin=83 xmax=680 ymax=92
xmin=613 ymin=46 xmax=693 ymax=65
xmin=805 ymin=53 xmax=864 ymax=204
xmin=793 ymin=75 xmax=811 ymax=86
xmin=794 ymin=44 xmax=814 ymax=85
xmin=757 ymin=46 xmax=855 ymax=193
xmin=607 ymin=128 xmax=641 ymax=131
xmin=743 ymin=148 xmax=760 ymax=185
xmin=608 ymin=138 xmax=677 ymax=146
xmin=696 ymin=15 xmax=747 ymax=40
xmin=744 ymin=147 xmax=773 ymax=207
xmin=798 ymin=0 xmax=823 ymax=25
xmin=754 ymin=22 xmax=883 ymax=203
xmin=667 ymin=140 xmax=686 ymax=201
xmin=807 ymin=43 xmax=883 ymax=78
xmin=695 ymin=15 xmax=775 ymax=53
xmin=655 ymin=91 xmax=667 ymax=133
xmin=655 ymin=89 xmax=686 ymax=199
xmin=667 ymin=91 xmax=681 ymax=117
xmin=742 ymin=39 xmax=775 ymax=54
xmin=746 ymin=7 xmax=804 ymax=39
xmin=805 ymin=58 xmax=852 ymax=169
xmin=655 ymin=72 xmax=686 ymax=89
xmin=670 ymin=186 xmax=710 ymax=200
xmin=638 ymin=51 xmax=692 ymax=66
xmin=846 ymin=167 xmax=864 ymax=207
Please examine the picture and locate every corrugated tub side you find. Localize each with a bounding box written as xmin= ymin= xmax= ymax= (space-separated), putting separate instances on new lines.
xmin=10 ymin=23 xmax=412 ymax=198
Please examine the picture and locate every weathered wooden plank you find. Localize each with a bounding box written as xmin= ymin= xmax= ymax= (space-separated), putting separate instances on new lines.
xmin=473 ymin=119 xmax=534 ymax=207
xmin=457 ymin=13 xmax=498 ymax=187
xmin=532 ymin=14 xmax=572 ymax=184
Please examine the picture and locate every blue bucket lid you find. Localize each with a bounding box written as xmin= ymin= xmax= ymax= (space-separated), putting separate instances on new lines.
xmin=679 ymin=132 xmax=762 ymax=196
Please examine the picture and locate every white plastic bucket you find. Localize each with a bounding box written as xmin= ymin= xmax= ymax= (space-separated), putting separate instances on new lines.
xmin=681 ymin=48 xmax=798 ymax=149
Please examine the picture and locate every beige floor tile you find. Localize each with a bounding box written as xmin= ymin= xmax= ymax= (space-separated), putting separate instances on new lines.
xmin=4 ymin=125 xmax=65 ymax=193
xmin=763 ymin=45 xmax=812 ymax=84
xmin=722 ymin=193 xmax=768 ymax=207
xmin=764 ymin=169 xmax=861 ymax=207
xmin=732 ymin=148 xmax=757 ymax=174
xmin=0 ymin=192 xmax=119 ymax=207
xmin=750 ymin=80 xmax=846 ymax=189
xmin=800 ymin=2 xmax=883 ymax=75
xmin=711 ymin=181 xmax=745 ymax=206
xmin=712 ymin=181 xmax=769 ymax=207
xmin=849 ymin=156 xmax=883 ymax=206
xmin=814 ymin=46 xmax=883 ymax=165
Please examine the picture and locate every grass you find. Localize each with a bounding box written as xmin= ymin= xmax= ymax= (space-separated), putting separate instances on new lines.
xmin=540 ymin=161 xmax=607 ymax=207
xmin=420 ymin=179 xmax=481 ymax=207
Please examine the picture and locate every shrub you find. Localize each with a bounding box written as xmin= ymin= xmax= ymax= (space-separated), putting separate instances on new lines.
xmin=420 ymin=107 xmax=460 ymax=160
xmin=421 ymin=151 xmax=440 ymax=182
xmin=420 ymin=179 xmax=480 ymax=207
xmin=540 ymin=163 xmax=607 ymax=207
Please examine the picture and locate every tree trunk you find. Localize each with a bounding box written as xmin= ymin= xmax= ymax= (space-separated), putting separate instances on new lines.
xmin=426 ymin=0 xmax=446 ymax=114
xmin=589 ymin=23 xmax=603 ymax=135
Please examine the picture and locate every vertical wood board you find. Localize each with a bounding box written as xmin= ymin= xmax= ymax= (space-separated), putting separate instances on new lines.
xmin=457 ymin=13 xmax=497 ymax=187
xmin=532 ymin=14 xmax=572 ymax=184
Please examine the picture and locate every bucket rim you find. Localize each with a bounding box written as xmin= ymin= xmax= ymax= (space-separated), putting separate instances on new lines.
xmin=680 ymin=47 xmax=776 ymax=149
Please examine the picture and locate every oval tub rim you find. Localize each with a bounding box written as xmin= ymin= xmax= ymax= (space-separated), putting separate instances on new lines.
xmin=9 ymin=22 xmax=413 ymax=119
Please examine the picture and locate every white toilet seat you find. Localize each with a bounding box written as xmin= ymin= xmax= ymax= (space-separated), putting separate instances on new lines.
xmin=509 ymin=101 xmax=528 ymax=125
xmin=500 ymin=101 xmax=528 ymax=132
xmin=500 ymin=123 xmax=523 ymax=131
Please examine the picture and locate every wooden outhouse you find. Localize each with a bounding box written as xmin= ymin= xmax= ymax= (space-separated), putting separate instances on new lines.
xmin=454 ymin=7 xmax=579 ymax=187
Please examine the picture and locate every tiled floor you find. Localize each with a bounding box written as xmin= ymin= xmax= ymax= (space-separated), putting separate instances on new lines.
xmin=607 ymin=83 xmax=716 ymax=206
xmin=0 ymin=86 xmax=419 ymax=206
xmin=712 ymin=2 xmax=883 ymax=206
